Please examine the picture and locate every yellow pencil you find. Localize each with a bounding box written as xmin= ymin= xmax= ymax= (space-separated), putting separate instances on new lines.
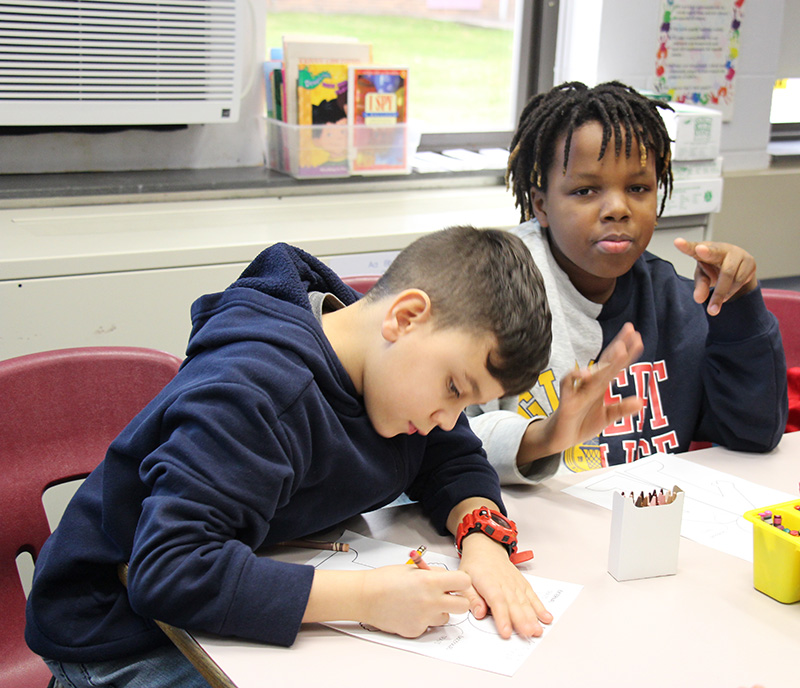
xmin=406 ymin=546 xmax=430 ymax=570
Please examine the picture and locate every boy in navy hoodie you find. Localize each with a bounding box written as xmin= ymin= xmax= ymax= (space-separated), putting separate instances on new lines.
xmin=26 ymin=225 xmax=643 ymax=687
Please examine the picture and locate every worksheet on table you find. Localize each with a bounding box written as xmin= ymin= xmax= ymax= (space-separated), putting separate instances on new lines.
xmin=562 ymin=453 xmax=795 ymax=561
xmin=305 ymin=531 xmax=583 ymax=676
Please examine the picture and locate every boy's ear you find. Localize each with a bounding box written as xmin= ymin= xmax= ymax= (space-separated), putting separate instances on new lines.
xmin=530 ymin=186 xmax=549 ymax=228
xmin=380 ymin=289 xmax=432 ymax=342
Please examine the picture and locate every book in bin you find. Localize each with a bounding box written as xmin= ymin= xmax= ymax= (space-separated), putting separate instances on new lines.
xmin=296 ymin=62 xmax=350 ymax=177
xmin=348 ymin=66 xmax=409 ymax=175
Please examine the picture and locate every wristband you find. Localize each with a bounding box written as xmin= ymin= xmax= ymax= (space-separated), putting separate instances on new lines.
xmin=455 ymin=506 xmax=533 ymax=565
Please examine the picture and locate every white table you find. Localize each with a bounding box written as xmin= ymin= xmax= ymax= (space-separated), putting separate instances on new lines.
xmin=194 ymin=433 xmax=800 ymax=688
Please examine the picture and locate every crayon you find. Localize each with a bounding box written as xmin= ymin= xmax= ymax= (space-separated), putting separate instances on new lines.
xmin=277 ymin=539 xmax=350 ymax=552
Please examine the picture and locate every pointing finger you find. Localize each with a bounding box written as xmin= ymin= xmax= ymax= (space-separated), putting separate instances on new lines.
xmin=673 ymin=236 xmax=697 ymax=257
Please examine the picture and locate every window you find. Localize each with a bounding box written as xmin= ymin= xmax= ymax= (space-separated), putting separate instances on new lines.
xmin=770 ymin=2 xmax=800 ymax=140
xmin=771 ymin=79 xmax=800 ymax=131
xmin=264 ymin=1 xmax=557 ymax=150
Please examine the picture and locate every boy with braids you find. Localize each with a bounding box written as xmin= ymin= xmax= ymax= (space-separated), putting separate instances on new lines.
xmin=468 ymin=80 xmax=788 ymax=484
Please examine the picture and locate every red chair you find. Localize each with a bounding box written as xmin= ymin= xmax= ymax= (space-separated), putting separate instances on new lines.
xmin=762 ymin=288 xmax=800 ymax=368
xmin=0 ymin=347 xmax=182 ymax=688
xmin=341 ymin=274 xmax=381 ymax=295
xmin=689 ymin=289 xmax=800 ymax=447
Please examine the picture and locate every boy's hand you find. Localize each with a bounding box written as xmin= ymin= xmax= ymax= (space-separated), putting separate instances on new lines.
xmin=674 ymin=237 xmax=758 ymax=316
xmin=457 ymin=532 xmax=552 ymax=639
xmin=360 ymin=565 xmax=472 ymax=638
xmin=520 ymin=323 xmax=644 ymax=464
xmin=304 ymin=566 xmax=470 ymax=639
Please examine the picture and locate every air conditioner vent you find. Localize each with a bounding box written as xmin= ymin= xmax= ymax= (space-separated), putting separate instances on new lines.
xmin=0 ymin=0 xmax=242 ymax=125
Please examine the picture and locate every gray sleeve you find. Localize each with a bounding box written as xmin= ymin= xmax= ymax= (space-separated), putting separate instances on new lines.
xmin=466 ymin=409 xmax=561 ymax=485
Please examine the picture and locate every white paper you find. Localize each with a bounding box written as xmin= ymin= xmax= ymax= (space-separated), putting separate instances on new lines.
xmin=305 ymin=531 xmax=582 ymax=676
xmin=562 ymin=453 xmax=795 ymax=561
xmin=653 ymin=0 xmax=744 ymax=119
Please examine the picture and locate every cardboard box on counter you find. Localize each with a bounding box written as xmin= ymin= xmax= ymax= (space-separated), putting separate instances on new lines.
xmin=657 ymin=101 xmax=723 ymax=161
xmin=671 ymin=156 xmax=723 ymax=180
xmin=659 ymin=177 xmax=723 ymax=217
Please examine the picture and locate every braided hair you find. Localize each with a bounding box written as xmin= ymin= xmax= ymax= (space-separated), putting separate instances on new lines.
xmin=506 ymin=81 xmax=674 ymax=222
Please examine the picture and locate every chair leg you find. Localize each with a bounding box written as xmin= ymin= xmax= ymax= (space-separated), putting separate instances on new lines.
xmin=117 ymin=564 xmax=237 ymax=688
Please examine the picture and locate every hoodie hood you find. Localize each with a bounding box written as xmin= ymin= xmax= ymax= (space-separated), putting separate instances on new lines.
xmin=231 ymin=242 xmax=358 ymax=309
xmin=185 ymin=243 xmax=360 ymax=360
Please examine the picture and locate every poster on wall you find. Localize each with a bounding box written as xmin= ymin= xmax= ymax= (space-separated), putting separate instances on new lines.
xmin=653 ymin=0 xmax=745 ymax=120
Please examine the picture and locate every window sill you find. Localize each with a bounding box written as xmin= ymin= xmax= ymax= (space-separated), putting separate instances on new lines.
xmin=768 ymin=139 xmax=800 ymax=166
xmin=0 ymin=165 xmax=506 ymax=209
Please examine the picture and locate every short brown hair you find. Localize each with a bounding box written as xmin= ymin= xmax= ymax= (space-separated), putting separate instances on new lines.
xmin=365 ymin=226 xmax=551 ymax=395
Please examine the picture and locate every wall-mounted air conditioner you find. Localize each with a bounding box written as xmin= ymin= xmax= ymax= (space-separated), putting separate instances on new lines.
xmin=0 ymin=0 xmax=244 ymax=126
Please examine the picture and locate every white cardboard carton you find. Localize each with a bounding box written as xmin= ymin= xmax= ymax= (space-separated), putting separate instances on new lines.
xmin=659 ymin=102 xmax=723 ymax=161
xmin=671 ymin=156 xmax=723 ymax=180
xmin=660 ymin=177 xmax=723 ymax=216
xmin=608 ymin=488 xmax=684 ymax=581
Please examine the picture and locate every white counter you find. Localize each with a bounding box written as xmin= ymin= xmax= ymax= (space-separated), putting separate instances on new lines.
xmin=0 ymin=186 xmax=708 ymax=359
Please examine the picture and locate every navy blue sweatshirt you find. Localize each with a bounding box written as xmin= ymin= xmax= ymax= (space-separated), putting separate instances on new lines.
xmin=26 ymin=243 xmax=502 ymax=661
xmin=471 ymin=219 xmax=789 ymax=484
xmin=599 ymin=253 xmax=788 ymax=457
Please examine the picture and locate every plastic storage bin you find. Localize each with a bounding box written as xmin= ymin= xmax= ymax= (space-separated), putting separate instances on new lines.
xmin=743 ymin=499 xmax=800 ymax=603
xmin=265 ymin=118 xmax=412 ymax=180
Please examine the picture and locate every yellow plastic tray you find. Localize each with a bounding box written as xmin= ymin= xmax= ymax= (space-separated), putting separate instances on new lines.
xmin=743 ymin=498 xmax=800 ymax=603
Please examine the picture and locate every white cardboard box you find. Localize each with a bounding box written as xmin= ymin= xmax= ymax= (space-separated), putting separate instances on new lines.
xmin=608 ymin=489 xmax=685 ymax=581
xmin=659 ymin=102 xmax=723 ymax=161
xmin=672 ymin=156 xmax=723 ymax=180
xmin=660 ymin=176 xmax=723 ymax=216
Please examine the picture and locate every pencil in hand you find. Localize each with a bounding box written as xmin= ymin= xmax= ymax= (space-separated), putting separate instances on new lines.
xmin=407 ymin=547 xmax=431 ymax=570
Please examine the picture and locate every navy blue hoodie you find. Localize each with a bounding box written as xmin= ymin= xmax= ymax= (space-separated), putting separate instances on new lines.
xmin=26 ymin=243 xmax=502 ymax=661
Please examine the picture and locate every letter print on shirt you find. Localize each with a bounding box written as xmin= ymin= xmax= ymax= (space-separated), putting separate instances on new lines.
xmin=518 ymin=359 xmax=677 ymax=471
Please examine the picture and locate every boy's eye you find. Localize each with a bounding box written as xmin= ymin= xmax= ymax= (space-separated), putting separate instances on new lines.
xmin=449 ymin=380 xmax=461 ymax=398
xmin=573 ymin=188 xmax=592 ymax=196
xmin=630 ymin=185 xmax=650 ymax=193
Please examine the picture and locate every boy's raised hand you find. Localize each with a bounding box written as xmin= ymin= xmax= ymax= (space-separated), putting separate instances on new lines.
xmin=674 ymin=237 xmax=758 ymax=316
xmin=520 ymin=323 xmax=644 ymax=464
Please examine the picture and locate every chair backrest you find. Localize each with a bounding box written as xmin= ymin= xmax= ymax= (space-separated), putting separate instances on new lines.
xmin=341 ymin=274 xmax=381 ymax=295
xmin=762 ymin=288 xmax=800 ymax=368
xmin=0 ymin=346 xmax=182 ymax=688
xmin=691 ymin=288 xmax=800 ymax=448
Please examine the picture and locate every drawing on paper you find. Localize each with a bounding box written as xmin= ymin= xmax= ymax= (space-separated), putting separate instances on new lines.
xmin=304 ymin=531 xmax=583 ymax=676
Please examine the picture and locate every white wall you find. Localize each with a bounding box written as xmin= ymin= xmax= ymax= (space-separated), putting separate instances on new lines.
xmin=555 ymin=0 xmax=787 ymax=171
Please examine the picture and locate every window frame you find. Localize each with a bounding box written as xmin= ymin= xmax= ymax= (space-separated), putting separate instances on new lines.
xmin=771 ymin=122 xmax=800 ymax=142
xmin=416 ymin=0 xmax=559 ymax=153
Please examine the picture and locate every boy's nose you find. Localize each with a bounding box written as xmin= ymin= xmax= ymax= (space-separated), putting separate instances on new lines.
xmin=432 ymin=407 xmax=461 ymax=432
xmin=602 ymin=191 xmax=631 ymax=221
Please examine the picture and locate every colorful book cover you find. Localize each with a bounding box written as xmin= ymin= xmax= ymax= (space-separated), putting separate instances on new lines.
xmin=271 ymin=68 xmax=283 ymax=122
xmin=262 ymin=59 xmax=282 ymax=120
xmin=281 ymin=35 xmax=371 ymax=125
xmin=296 ymin=62 xmax=350 ymax=177
xmin=348 ymin=66 xmax=409 ymax=175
